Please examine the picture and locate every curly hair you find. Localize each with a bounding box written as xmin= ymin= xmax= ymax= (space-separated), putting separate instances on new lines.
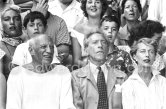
xmin=121 ymin=0 xmax=142 ymax=14
xmin=81 ymin=0 xmax=108 ymax=18
xmin=128 ymin=20 xmax=165 ymax=47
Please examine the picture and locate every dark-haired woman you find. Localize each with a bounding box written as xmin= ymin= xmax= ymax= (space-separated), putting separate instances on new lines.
xmin=71 ymin=0 xmax=108 ymax=67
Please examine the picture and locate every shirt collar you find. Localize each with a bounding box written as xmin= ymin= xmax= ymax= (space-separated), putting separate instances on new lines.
xmin=130 ymin=67 xmax=160 ymax=81
xmin=89 ymin=61 xmax=107 ymax=74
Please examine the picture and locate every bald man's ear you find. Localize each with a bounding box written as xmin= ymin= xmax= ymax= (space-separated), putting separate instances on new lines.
xmin=28 ymin=46 xmax=35 ymax=56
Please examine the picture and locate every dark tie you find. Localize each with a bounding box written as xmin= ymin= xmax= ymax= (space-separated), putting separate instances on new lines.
xmin=97 ymin=67 xmax=109 ymax=109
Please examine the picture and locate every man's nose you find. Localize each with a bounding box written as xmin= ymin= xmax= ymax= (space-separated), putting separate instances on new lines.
xmin=46 ymin=46 xmax=52 ymax=53
xmin=10 ymin=18 xmax=14 ymax=25
xmin=34 ymin=25 xmax=38 ymax=30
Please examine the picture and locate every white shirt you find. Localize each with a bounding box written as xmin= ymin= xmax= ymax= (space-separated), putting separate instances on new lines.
xmin=12 ymin=41 xmax=60 ymax=66
xmin=48 ymin=0 xmax=84 ymax=31
xmin=148 ymin=0 xmax=166 ymax=36
xmin=122 ymin=68 xmax=166 ymax=109
xmin=89 ymin=62 xmax=108 ymax=83
xmin=6 ymin=66 xmax=75 ymax=109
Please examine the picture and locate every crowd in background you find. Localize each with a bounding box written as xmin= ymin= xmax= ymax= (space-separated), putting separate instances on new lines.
xmin=0 ymin=0 xmax=166 ymax=109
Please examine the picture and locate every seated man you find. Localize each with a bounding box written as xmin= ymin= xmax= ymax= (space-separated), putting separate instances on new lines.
xmin=12 ymin=11 xmax=60 ymax=66
xmin=71 ymin=31 xmax=126 ymax=109
xmin=6 ymin=34 xmax=75 ymax=109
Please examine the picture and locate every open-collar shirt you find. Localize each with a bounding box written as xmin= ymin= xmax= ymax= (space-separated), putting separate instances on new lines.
xmin=122 ymin=68 xmax=166 ymax=109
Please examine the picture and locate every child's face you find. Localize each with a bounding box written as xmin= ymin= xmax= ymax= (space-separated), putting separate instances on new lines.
xmin=100 ymin=20 xmax=118 ymax=43
xmin=25 ymin=19 xmax=46 ymax=39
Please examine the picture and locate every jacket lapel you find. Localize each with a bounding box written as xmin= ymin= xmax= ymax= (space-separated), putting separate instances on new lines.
xmin=77 ymin=64 xmax=98 ymax=91
xmin=107 ymin=66 xmax=116 ymax=97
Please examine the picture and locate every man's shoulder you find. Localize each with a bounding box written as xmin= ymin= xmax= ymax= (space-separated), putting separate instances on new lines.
xmin=72 ymin=65 xmax=89 ymax=77
xmin=51 ymin=64 xmax=71 ymax=75
xmin=48 ymin=13 xmax=64 ymax=22
xmin=9 ymin=66 xmax=25 ymax=77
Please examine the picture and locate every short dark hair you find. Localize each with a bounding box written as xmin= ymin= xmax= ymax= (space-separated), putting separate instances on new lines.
xmin=81 ymin=0 xmax=108 ymax=18
xmin=121 ymin=0 xmax=142 ymax=14
xmin=128 ymin=20 xmax=165 ymax=46
xmin=100 ymin=15 xmax=120 ymax=29
xmin=23 ymin=11 xmax=47 ymax=28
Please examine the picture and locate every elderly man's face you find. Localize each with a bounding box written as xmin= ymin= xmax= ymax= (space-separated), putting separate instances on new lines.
xmin=86 ymin=33 xmax=108 ymax=63
xmin=1 ymin=9 xmax=22 ymax=37
xmin=34 ymin=35 xmax=54 ymax=65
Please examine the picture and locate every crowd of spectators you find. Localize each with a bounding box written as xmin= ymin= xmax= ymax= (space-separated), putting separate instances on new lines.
xmin=0 ymin=0 xmax=166 ymax=109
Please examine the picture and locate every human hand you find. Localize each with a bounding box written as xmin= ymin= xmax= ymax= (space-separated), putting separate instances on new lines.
xmin=31 ymin=0 xmax=48 ymax=17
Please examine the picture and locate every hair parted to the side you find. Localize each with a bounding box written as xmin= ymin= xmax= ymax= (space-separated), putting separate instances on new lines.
xmin=83 ymin=30 xmax=108 ymax=49
xmin=81 ymin=0 xmax=108 ymax=18
xmin=130 ymin=38 xmax=158 ymax=58
xmin=23 ymin=11 xmax=47 ymax=28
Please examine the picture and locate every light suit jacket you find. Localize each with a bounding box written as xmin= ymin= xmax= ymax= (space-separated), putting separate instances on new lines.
xmin=71 ymin=63 xmax=127 ymax=109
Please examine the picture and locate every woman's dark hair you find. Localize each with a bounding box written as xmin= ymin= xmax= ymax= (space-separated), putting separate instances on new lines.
xmin=128 ymin=20 xmax=165 ymax=47
xmin=81 ymin=0 xmax=108 ymax=18
xmin=23 ymin=11 xmax=47 ymax=28
xmin=100 ymin=14 xmax=120 ymax=29
xmin=121 ymin=0 xmax=142 ymax=14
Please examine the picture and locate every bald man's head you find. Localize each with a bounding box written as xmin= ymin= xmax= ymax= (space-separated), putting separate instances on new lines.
xmin=29 ymin=34 xmax=54 ymax=65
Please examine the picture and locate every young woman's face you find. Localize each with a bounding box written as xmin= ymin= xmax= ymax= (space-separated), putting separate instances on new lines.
xmin=86 ymin=0 xmax=102 ymax=18
xmin=124 ymin=0 xmax=140 ymax=21
xmin=100 ymin=21 xmax=118 ymax=43
xmin=1 ymin=10 xmax=22 ymax=37
xmin=134 ymin=42 xmax=156 ymax=67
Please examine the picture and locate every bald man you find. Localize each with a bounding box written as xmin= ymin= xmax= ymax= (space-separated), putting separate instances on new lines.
xmin=6 ymin=34 xmax=75 ymax=109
